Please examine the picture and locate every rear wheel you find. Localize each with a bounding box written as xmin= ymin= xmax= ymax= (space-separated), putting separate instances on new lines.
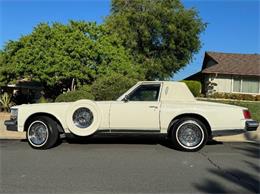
xmin=26 ymin=116 xmax=59 ymax=149
xmin=170 ymin=117 xmax=208 ymax=152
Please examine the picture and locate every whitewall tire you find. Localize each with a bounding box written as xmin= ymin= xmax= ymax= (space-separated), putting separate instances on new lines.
xmin=66 ymin=100 xmax=101 ymax=136
xmin=26 ymin=116 xmax=59 ymax=149
xmin=170 ymin=117 xmax=208 ymax=151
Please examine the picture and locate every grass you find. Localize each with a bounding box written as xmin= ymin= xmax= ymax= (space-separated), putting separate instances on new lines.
xmin=201 ymin=99 xmax=260 ymax=122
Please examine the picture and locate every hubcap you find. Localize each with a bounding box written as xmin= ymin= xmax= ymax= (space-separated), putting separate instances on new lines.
xmin=28 ymin=121 xmax=48 ymax=146
xmin=73 ymin=107 xmax=93 ymax=128
xmin=177 ymin=121 xmax=203 ymax=148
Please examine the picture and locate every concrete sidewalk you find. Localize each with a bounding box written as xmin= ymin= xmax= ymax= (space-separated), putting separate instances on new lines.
xmin=0 ymin=127 xmax=259 ymax=142
xmin=0 ymin=130 xmax=26 ymax=139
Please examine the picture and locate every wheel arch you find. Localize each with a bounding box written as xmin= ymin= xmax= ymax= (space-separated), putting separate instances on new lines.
xmin=24 ymin=112 xmax=64 ymax=133
xmin=167 ymin=113 xmax=212 ymax=138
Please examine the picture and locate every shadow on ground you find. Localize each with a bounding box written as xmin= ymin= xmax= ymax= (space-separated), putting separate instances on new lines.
xmin=194 ymin=142 xmax=260 ymax=193
xmin=61 ymin=133 xmax=223 ymax=150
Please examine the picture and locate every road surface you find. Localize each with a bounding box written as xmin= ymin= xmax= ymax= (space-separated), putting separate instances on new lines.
xmin=0 ymin=134 xmax=259 ymax=193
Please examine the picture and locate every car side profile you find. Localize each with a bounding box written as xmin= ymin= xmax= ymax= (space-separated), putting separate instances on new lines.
xmin=4 ymin=81 xmax=259 ymax=151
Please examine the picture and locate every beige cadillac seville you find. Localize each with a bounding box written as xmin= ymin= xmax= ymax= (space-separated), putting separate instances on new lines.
xmin=5 ymin=81 xmax=259 ymax=151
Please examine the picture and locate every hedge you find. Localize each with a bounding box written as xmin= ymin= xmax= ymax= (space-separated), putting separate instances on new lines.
xmin=55 ymin=90 xmax=94 ymax=102
xmin=208 ymin=92 xmax=259 ymax=101
xmin=181 ymin=80 xmax=201 ymax=97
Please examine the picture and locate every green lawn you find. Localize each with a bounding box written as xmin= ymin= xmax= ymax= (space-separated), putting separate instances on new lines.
xmin=200 ymin=99 xmax=260 ymax=122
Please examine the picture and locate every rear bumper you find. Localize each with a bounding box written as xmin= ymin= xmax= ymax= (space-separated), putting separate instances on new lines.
xmin=212 ymin=120 xmax=259 ymax=137
xmin=245 ymin=120 xmax=259 ymax=131
xmin=4 ymin=120 xmax=18 ymax=131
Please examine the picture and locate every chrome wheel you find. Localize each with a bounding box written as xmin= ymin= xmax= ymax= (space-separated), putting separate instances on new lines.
xmin=73 ymin=107 xmax=93 ymax=128
xmin=28 ymin=121 xmax=49 ymax=147
xmin=176 ymin=120 xmax=204 ymax=149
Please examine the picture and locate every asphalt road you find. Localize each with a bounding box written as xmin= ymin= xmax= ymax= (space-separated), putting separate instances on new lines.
xmin=0 ymin=134 xmax=259 ymax=193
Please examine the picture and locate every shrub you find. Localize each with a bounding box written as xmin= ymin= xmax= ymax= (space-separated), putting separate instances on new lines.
xmin=181 ymin=80 xmax=201 ymax=97
xmin=208 ymin=92 xmax=256 ymax=101
xmin=91 ymin=73 xmax=138 ymax=101
xmin=37 ymin=96 xmax=48 ymax=103
xmin=239 ymin=94 xmax=255 ymax=101
xmin=255 ymin=95 xmax=260 ymax=101
xmin=0 ymin=92 xmax=14 ymax=112
xmin=55 ymin=90 xmax=94 ymax=102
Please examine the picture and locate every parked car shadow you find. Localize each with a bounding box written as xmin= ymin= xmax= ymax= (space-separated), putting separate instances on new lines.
xmin=20 ymin=132 xmax=223 ymax=150
xmin=63 ymin=133 xmax=223 ymax=150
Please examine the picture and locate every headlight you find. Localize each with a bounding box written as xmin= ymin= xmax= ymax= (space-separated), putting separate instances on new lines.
xmin=10 ymin=108 xmax=18 ymax=120
xmin=72 ymin=107 xmax=93 ymax=128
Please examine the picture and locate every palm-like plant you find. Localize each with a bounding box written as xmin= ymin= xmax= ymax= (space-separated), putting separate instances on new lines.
xmin=0 ymin=92 xmax=14 ymax=112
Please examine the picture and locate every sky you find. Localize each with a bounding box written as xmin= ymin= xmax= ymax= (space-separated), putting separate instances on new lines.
xmin=0 ymin=0 xmax=259 ymax=80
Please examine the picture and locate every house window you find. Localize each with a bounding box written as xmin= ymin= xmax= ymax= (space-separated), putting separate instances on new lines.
xmin=233 ymin=77 xmax=241 ymax=92
xmin=233 ymin=76 xmax=259 ymax=93
xmin=242 ymin=77 xmax=259 ymax=93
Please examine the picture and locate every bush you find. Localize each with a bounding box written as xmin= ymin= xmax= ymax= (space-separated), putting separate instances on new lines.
xmin=181 ymin=80 xmax=201 ymax=97
xmin=55 ymin=90 xmax=94 ymax=102
xmin=208 ymin=92 xmax=256 ymax=101
xmin=256 ymin=95 xmax=260 ymax=101
xmin=240 ymin=94 xmax=255 ymax=101
xmin=37 ymin=96 xmax=48 ymax=103
xmin=91 ymin=73 xmax=138 ymax=101
xmin=0 ymin=92 xmax=14 ymax=112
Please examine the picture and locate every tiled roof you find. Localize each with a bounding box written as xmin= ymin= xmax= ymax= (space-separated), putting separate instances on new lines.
xmin=202 ymin=52 xmax=260 ymax=76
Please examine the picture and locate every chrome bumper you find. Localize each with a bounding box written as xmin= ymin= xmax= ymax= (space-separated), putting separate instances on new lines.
xmin=246 ymin=120 xmax=259 ymax=131
xmin=212 ymin=120 xmax=258 ymax=137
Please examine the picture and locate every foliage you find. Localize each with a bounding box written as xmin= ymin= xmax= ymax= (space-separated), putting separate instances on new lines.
xmin=55 ymin=90 xmax=94 ymax=102
xmin=255 ymin=95 xmax=260 ymax=101
xmin=105 ymin=0 xmax=206 ymax=80
xmin=37 ymin=96 xmax=48 ymax=103
xmin=91 ymin=73 xmax=139 ymax=100
xmin=0 ymin=21 xmax=143 ymax=99
xmin=181 ymin=80 xmax=201 ymax=97
xmin=208 ymin=92 xmax=256 ymax=101
xmin=0 ymin=92 xmax=14 ymax=112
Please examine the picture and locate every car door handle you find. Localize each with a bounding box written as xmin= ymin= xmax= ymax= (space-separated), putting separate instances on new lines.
xmin=149 ymin=106 xmax=158 ymax=109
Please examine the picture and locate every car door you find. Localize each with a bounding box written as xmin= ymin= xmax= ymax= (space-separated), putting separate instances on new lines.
xmin=109 ymin=83 xmax=161 ymax=131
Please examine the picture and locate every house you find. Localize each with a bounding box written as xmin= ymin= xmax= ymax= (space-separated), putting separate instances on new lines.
xmin=1 ymin=79 xmax=44 ymax=104
xmin=185 ymin=51 xmax=260 ymax=95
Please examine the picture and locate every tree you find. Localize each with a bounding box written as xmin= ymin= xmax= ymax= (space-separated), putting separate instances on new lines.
xmin=0 ymin=21 xmax=143 ymax=98
xmin=91 ymin=72 xmax=138 ymax=100
xmin=105 ymin=0 xmax=206 ymax=80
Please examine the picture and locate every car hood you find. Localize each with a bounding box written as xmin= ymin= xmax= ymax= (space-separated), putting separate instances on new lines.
xmin=11 ymin=102 xmax=71 ymax=109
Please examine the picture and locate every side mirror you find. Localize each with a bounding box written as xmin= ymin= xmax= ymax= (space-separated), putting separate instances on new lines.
xmin=123 ymin=95 xmax=129 ymax=102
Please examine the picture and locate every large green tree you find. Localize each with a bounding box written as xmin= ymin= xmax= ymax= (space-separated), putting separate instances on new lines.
xmin=105 ymin=0 xmax=206 ymax=80
xmin=0 ymin=21 xmax=143 ymax=98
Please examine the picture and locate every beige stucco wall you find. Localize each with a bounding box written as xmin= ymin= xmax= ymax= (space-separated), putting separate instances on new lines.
xmin=209 ymin=74 xmax=233 ymax=93
xmin=205 ymin=74 xmax=260 ymax=94
xmin=204 ymin=74 xmax=232 ymax=94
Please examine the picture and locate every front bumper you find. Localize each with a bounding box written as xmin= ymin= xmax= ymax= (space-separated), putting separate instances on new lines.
xmin=4 ymin=120 xmax=18 ymax=131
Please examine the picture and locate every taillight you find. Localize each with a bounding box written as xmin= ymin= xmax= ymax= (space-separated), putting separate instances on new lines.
xmin=243 ymin=110 xmax=251 ymax=119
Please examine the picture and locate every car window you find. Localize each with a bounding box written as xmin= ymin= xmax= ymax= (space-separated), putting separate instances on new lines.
xmin=127 ymin=84 xmax=161 ymax=101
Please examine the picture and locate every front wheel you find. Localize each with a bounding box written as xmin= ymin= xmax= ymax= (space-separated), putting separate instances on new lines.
xmin=170 ymin=117 xmax=208 ymax=152
xmin=26 ymin=116 xmax=59 ymax=149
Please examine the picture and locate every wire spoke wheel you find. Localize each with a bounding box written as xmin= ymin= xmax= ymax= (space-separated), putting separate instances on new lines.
xmin=177 ymin=122 xmax=203 ymax=147
xmin=172 ymin=118 xmax=207 ymax=151
xmin=28 ymin=121 xmax=49 ymax=147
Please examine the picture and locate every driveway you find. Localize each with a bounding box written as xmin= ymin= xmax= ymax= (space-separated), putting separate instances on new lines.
xmin=0 ymin=134 xmax=259 ymax=193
